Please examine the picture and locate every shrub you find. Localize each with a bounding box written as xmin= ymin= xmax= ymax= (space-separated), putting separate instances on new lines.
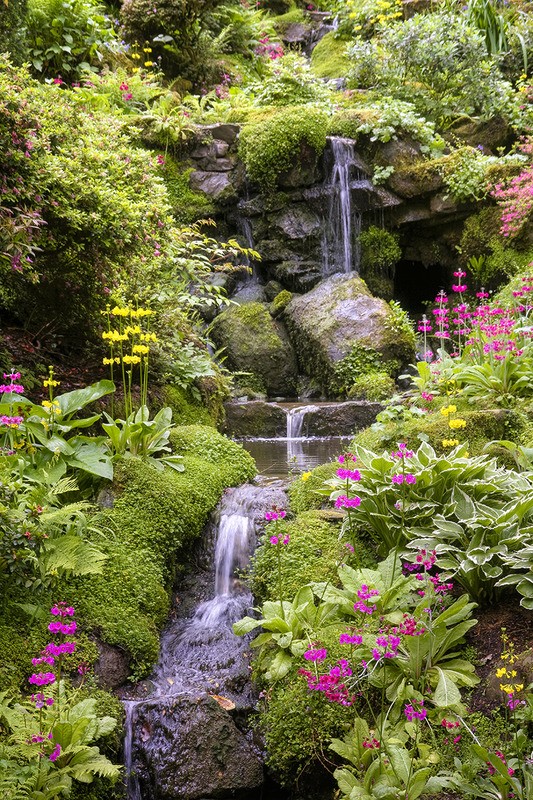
xmin=250 ymin=51 xmax=333 ymax=107
xmin=26 ymin=0 xmax=118 ymax=80
xmin=347 ymin=371 xmax=395 ymax=401
xmin=0 ymin=0 xmax=27 ymax=62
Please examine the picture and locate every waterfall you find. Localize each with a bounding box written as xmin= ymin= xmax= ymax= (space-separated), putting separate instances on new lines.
xmin=123 ymin=701 xmax=141 ymax=800
xmin=286 ymin=404 xmax=320 ymax=440
xmin=322 ymin=137 xmax=363 ymax=276
xmin=122 ymin=483 xmax=286 ymax=798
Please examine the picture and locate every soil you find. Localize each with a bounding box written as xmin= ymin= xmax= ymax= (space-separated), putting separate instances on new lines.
xmin=466 ymin=597 xmax=533 ymax=714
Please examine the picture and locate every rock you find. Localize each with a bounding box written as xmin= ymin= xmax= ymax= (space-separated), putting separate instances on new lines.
xmin=448 ymin=115 xmax=511 ymax=152
xmin=210 ymin=302 xmax=298 ymax=396
xmin=279 ymin=141 xmax=322 ymax=188
xmin=134 ymin=694 xmax=263 ymax=800
xmin=387 ymin=164 xmax=443 ymax=200
xmin=201 ymin=123 xmax=240 ymax=145
xmin=485 ymin=648 xmax=533 ymax=707
xmin=284 ymin=274 xmax=414 ymax=389
xmin=294 ymin=401 xmax=383 ymax=436
xmin=224 ymin=400 xmax=288 ymax=438
xmin=264 ymin=280 xmax=284 ymax=301
xmin=96 ymin=487 xmax=114 ymax=509
xmin=189 ymin=171 xmax=232 ymax=200
xmin=271 ymin=206 xmax=322 ymax=239
xmin=94 ymin=640 xmax=129 ymax=689
xmin=402 ymin=0 xmax=432 ymax=18
xmin=391 ymin=203 xmax=432 ymax=224
xmin=430 ymin=193 xmax=459 ymax=214
xmin=275 ymin=260 xmax=323 ymax=292
xmin=232 ymin=283 xmax=267 ymax=304
xmin=281 ymin=22 xmax=309 ymax=44
xmin=257 ymin=239 xmax=301 ymax=263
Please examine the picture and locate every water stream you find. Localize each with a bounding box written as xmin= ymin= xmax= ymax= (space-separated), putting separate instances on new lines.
xmin=322 ymin=136 xmax=364 ymax=276
xmin=123 ymin=483 xmax=286 ymax=799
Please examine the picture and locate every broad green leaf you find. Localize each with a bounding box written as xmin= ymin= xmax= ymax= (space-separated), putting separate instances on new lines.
xmin=432 ymin=667 xmax=461 ymax=707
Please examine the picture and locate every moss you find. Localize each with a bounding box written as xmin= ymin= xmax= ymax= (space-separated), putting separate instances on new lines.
xmin=251 ymin=511 xmax=344 ymax=603
xmin=162 ymin=384 xmax=215 ymax=426
xmin=353 ymin=408 xmax=510 ymax=456
xmin=310 ymin=31 xmax=351 ymax=79
xmin=63 ymin=428 xmax=255 ymax=679
xmin=269 ymin=289 xmax=292 ymax=316
xmin=210 ymin=302 xmax=297 ymax=396
xmin=161 ymin=157 xmax=215 ymax=223
xmin=288 ymin=462 xmax=337 ymax=514
xmin=239 ymin=106 xmax=328 ymax=189
xmin=348 ymin=371 xmax=396 ymax=402
xmin=271 ymin=7 xmax=305 ymax=33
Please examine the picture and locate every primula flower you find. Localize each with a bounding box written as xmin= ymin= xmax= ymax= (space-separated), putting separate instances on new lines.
xmin=448 ymin=418 xmax=467 ymax=430
xmin=339 ymin=633 xmax=363 ymax=645
xmin=440 ymin=405 xmax=457 ymax=416
xmin=304 ymin=647 xmax=327 ymax=662
xmin=336 ymin=468 xmax=362 ymax=481
xmin=335 ymin=495 xmax=361 ymax=508
xmin=442 ymin=438 xmax=460 ymax=447
xmin=301 ymin=471 xmax=312 ymax=481
xmin=49 ymin=743 xmax=61 ymax=762
xmin=29 ymin=672 xmax=56 ymax=686
xmin=404 ymin=699 xmax=427 ymax=721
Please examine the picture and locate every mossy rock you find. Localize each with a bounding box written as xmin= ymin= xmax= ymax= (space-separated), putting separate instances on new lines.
xmin=161 ymin=384 xmax=215 ymax=427
xmin=161 ymin=158 xmax=215 ymax=223
xmin=210 ymin=302 xmax=298 ymax=397
xmin=353 ymin=408 xmax=511 ymax=457
xmin=284 ymin=274 xmax=415 ymax=394
xmin=269 ymin=289 xmax=293 ymax=317
xmin=310 ymin=31 xmax=351 ymax=79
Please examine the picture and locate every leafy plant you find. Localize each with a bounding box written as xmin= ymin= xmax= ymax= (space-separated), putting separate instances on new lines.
xmin=102 ymin=406 xmax=184 ymax=472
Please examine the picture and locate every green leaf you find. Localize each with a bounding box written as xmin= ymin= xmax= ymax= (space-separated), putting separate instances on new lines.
xmin=433 ymin=667 xmax=461 ymax=707
xmin=265 ymin=650 xmax=292 ymax=681
xmin=233 ymin=616 xmax=260 ymax=636
xmin=57 ymin=380 xmax=115 ymax=419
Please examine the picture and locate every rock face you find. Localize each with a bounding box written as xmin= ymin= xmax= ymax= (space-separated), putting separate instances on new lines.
xmin=134 ymin=694 xmax=263 ymax=800
xmin=224 ymin=400 xmax=287 ymax=438
xmin=298 ymin=401 xmax=383 ymax=436
xmin=210 ymin=302 xmax=298 ymax=396
xmin=284 ymin=274 xmax=414 ymax=389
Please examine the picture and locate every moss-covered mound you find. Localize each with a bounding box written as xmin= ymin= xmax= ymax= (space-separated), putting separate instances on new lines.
xmin=310 ymin=31 xmax=351 ymax=79
xmin=68 ymin=426 xmax=256 ymax=679
xmin=210 ymin=302 xmax=298 ymax=396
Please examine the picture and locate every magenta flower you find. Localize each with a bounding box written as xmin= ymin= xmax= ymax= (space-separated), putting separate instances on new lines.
xmin=49 ymin=743 xmax=61 ymax=762
xmin=304 ymin=647 xmax=328 ymax=662
xmin=339 ymin=633 xmax=363 ymax=645
xmin=29 ymin=672 xmax=56 ymax=686
xmin=335 ymin=495 xmax=361 ymax=508
xmin=404 ymin=700 xmax=427 ymax=721
xmin=336 ymin=468 xmax=362 ymax=481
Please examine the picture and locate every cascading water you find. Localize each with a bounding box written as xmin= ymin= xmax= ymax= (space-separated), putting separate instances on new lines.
xmin=286 ymin=404 xmax=320 ymax=440
xmin=123 ymin=483 xmax=286 ymax=799
xmin=322 ymin=136 xmax=364 ymax=276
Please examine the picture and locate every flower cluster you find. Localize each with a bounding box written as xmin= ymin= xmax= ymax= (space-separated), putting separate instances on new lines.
xmin=265 ymin=508 xmax=286 ymax=521
xmin=391 ymin=473 xmax=416 ymax=485
xmin=372 ymin=633 xmax=400 ymax=660
xmin=269 ymin=533 xmax=290 ymax=545
xmin=390 ymin=443 xmax=414 ymax=459
xmin=339 ymin=632 xmax=363 ymax=645
xmin=335 ymin=495 xmax=361 ymax=508
xmin=404 ymin=699 xmax=427 ymax=721
xmin=336 ymin=467 xmax=362 ymax=481
xmin=304 ymin=647 xmax=328 ymax=662
xmin=299 ymin=659 xmax=355 ymax=706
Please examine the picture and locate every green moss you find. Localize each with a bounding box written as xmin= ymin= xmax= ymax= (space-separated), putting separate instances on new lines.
xmin=348 ymin=371 xmax=396 ymax=401
xmin=161 ymin=157 xmax=215 ymax=223
xmin=310 ymin=31 xmax=351 ymax=79
xmin=162 ymin=384 xmax=215 ymax=426
xmin=353 ymin=408 xmax=510 ymax=456
xmin=269 ymin=289 xmax=292 ymax=316
xmin=271 ymin=7 xmax=304 ymax=33
xmin=251 ymin=511 xmax=344 ymax=603
xmin=239 ymin=106 xmax=328 ymax=189
xmin=331 ymin=343 xmax=384 ymax=397
xmin=288 ymin=462 xmax=337 ymax=514
xmin=359 ymin=226 xmax=401 ymax=279
xmin=169 ymin=424 xmax=256 ymax=484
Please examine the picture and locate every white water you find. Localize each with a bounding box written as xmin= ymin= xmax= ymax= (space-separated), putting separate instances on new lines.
xmin=286 ymin=404 xmax=320 ymax=440
xmin=123 ymin=701 xmax=142 ymax=800
xmin=322 ymin=136 xmax=363 ymax=275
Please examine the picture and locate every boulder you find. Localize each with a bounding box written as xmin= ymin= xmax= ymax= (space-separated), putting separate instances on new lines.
xmin=284 ymin=274 xmax=414 ymax=389
xmin=210 ymin=302 xmax=298 ymax=396
xmin=224 ymin=400 xmax=288 ymax=438
xmin=290 ymin=401 xmax=383 ymax=437
xmin=271 ymin=206 xmax=322 ymax=240
xmin=134 ymin=694 xmax=263 ymax=800
xmin=189 ymin=171 xmax=232 ymax=199
xmin=201 ymin=122 xmax=240 ymax=145
xmin=94 ymin=640 xmax=129 ymax=689
xmin=275 ymin=260 xmax=323 ymax=292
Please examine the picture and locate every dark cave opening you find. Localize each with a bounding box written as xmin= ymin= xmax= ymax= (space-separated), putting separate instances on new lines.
xmin=393 ymin=259 xmax=450 ymax=315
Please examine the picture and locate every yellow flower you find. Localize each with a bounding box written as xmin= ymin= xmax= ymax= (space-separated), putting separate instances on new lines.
xmin=449 ymin=418 xmax=467 ymax=430
xmin=122 ymin=355 xmax=141 ymax=365
xmin=125 ymin=325 xmax=142 ymax=336
xmin=102 ymin=330 xmax=128 ymax=342
xmin=143 ymin=47 xmax=152 ymax=53
xmin=111 ymin=306 xmax=131 ymax=317
xmin=301 ymin=471 xmax=312 ymax=482
xmin=144 ymin=61 xmax=153 ymax=67
xmin=131 ymin=52 xmax=141 ymax=60
xmin=132 ymin=344 xmax=150 ymax=355
xmin=496 ymin=667 xmax=508 ymax=678
xmin=102 ymin=357 xmax=121 ymax=365
xmin=442 ymin=439 xmax=459 ymax=448
xmin=514 ymin=684 xmax=524 ymax=692
xmin=140 ymin=332 xmax=158 ymax=342
xmin=42 ymin=400 xmax=61 ymax=414
xmin=500 ymin=683 xmax=514 ymax=694
xmin=440 ymin=405 xmax=457 ymax=416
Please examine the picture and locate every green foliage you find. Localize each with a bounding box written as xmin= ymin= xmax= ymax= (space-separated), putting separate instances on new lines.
xmin=269 ymin=290 xmax=292 ymax=316
xmin=239 ymin=106 xmax=328 ymax=188
xmin=25 ymin=0 xmax=118 ymax=80
xmin=0 ymin=0 xmax=27 ymax=62
xmin=310 ymin=31 xmax=351 ymax=79
xmin=0 ymin=60 xmax=172 ymax=339
xmin=103 ymin=406 xmax=185 ymax=472
xmin=328 ymin=99 xmax=444 ymax=155
xmin=331 ymin=344 xmax=384 ymax=398
xmin=119 ymin=0 xmax=221 ymax=85
xmin=250 ymin=51 xmax=333 ymax=107
xmin=348 ymin=371 xmax=395 ymax=402
xmin=288 ymin=462 xmax=337 ymax=514
xmin=347 ymin=11 xmax=516 ymax=125
xmin=210 ymin=2 xmax=278 ymax=58
xmin=169 ymin=424 xmax=256 ymax=484
xmin=160 ymin=385 xmax=215 ymax=426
